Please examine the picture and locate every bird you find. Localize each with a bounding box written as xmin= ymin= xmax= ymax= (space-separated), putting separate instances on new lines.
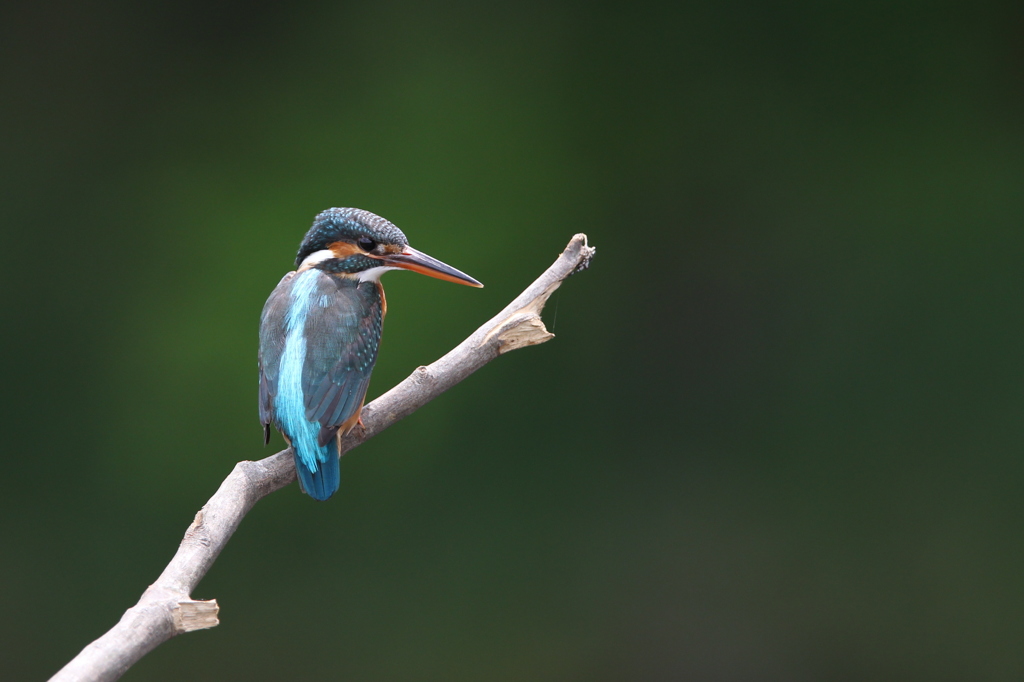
xmin=258 ymin=208 xmax=482 ymax=500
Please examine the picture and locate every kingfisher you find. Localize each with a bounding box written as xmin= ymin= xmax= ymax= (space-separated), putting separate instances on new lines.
xmin=258 ymin=208 xmax=482 ymax=500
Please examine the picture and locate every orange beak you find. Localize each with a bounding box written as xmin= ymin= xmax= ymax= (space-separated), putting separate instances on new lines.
xmin=383 ymin=246 xmax=483 ymax=287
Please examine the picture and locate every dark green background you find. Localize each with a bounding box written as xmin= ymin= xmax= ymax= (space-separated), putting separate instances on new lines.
xmin=4 ymin=2 xmax=1024 ymax=680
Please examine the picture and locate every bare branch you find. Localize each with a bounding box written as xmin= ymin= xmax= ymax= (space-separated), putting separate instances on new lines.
xmin=50 ymin=234 xmax=595 ymax=682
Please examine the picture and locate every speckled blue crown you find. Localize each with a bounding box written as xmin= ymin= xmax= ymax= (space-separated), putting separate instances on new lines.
xmin=295 ymin=208 xmax=409 ymax=268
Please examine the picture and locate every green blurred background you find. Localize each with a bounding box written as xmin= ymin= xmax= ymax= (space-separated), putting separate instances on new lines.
xmin=4 ymin=1 xmax=1024 ymax=679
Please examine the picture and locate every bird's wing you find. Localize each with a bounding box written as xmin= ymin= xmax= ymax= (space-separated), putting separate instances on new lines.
xmin=301 ymin=279 xmax=384 ymax=446
xmin=258 ymin=272 xmax=296 ymax=444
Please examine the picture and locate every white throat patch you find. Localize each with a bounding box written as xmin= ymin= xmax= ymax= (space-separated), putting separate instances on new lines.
xmin=358 ymin=265 xmax=401 ymax=282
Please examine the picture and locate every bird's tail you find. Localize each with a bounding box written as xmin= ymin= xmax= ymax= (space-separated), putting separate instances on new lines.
xmin=294 ymin=438 xmax=341 ymax=501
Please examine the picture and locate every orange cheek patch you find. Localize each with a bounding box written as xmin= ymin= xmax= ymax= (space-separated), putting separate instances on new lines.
xmin=328 ymin=241 xmax=362 ymax=259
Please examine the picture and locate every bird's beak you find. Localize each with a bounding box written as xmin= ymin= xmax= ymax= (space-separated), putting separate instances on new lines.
xmin=384 ymin=246 xmax=484 ymax=287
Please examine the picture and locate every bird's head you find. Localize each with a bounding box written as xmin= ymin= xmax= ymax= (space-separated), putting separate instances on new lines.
xmin=295 ymin=207 xmax=483 ymax=287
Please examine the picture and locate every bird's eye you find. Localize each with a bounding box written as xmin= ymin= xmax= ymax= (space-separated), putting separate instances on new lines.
xmin=357 ymin=237 xmax=376 ymax=252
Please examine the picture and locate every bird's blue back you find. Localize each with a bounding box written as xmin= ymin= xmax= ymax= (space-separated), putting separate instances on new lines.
xmin=259 ymin=268 xmax=384 ymax=500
